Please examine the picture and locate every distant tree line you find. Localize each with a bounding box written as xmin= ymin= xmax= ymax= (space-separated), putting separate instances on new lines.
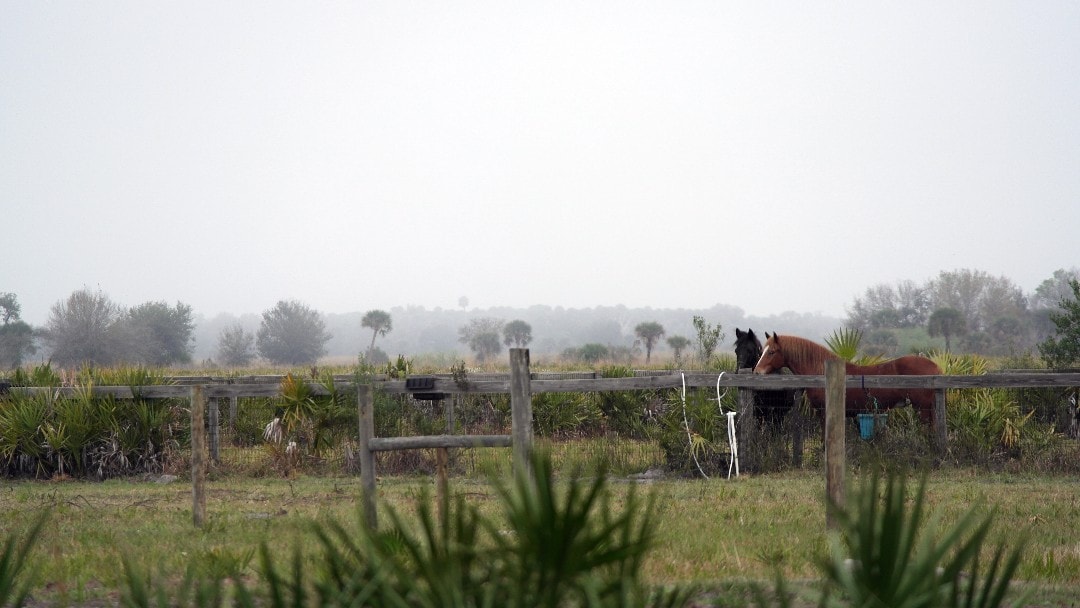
xmin=0 ymin=289 xmax=338 ymax=369
xmin=24 ymin=289 xmax=197 ymax=368
xmin=844 ymin=267 xmax=1080 ymax=360
xmin=4 ymin=266 xmax=1080 ymax=371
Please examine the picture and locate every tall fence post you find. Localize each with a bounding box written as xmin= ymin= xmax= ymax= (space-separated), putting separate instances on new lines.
xmin=735 ymin=378 xmax=756 ymax=472
xmin=791 ymin=390 xmax=804 ymax=468
xmin=357 ymin=384 xmax=377 ymax=529
xmin=933 ymin=389 xmax=947 ymax=454
xmin=190 ymin=385 xmax=207 ymax=528
xmin=510 ymin=348 xmax=533 ymax=483
xmin=228 ymin=396 xmax=238 ymax=434
xmin=446 ymin=395 xmax=457 ymax=471
xmin=825 ymin=360 xmax=845 ymax=531
xmin=208 ymin=398 xmax=220 ymax=465
xmin=436 ymin=446 xmax=449 ymax=524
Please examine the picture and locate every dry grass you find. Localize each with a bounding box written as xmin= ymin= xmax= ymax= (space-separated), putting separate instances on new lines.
xmin=2 ymin=467 xmax=1079 ymax=605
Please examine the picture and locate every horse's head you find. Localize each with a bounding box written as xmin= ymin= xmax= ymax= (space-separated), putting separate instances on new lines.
xmin=734 ymin=328 xmax=763 ymax=370
xmin=753 ymin=332 xmax=785 ymax=374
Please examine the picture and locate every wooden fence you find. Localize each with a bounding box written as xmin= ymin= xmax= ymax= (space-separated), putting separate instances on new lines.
xmin=7 ymin=354 xmax=1080 ymax=528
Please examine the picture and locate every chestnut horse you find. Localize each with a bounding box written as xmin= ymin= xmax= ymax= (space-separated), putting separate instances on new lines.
xmin=753 ymin=332 xmax=940 ymax=422
xmin=734 ymin=328 xmax=793 ymax=425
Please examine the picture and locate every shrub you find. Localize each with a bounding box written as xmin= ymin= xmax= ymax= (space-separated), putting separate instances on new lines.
xmin=656 ymin=387 xmax=735 ymax=477
xmin=820 ymin=470 xmax=1026 ymax=608
xmin=532 ymin=392 xmax=603 ymax=438
xmin=0 ymin=374 xmax=182 ymax=479
xmin=596 ymin=366 xmax=661 ymax=439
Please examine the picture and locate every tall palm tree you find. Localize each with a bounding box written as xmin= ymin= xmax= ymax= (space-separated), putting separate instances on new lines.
xmin=634 ymin=322 xmax=665 ymax=364
xmin=361 ymin=310 xmax=393 ymax=354
xmin=928 ymin=308 xmax=966 ymax=352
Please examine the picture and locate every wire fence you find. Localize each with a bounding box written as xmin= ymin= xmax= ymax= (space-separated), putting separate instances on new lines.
xmin=203 ymin=391 xmax=672 ymax=478
xmin=2 ymin=373 xmax=1077 ymax=480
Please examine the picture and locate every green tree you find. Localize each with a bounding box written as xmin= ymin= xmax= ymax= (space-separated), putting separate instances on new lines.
xmin=216 ymin=323 xmax=256 ymax=367
xmin=929 ymin=269 xmax=1025 ymax=334
xmin=634 ymin=321 xmax=665 ymax=363
xmin=126 ymin=301 xmax=195 ymax=366
xmin=0 ymin=292 xmax=21 ymax=325
xmin=0 ymin=293 xmax=36 ymax=369
xmin=863 ymin=328 xmax=900 ymax=358
xmin=361 ymin=309 xmax=393 ymax=355
xmin=502 ymin=319 xmax=533 ymax=348
xmin=256 ymin=300 xmax=331 ymax=366
xmin=458 ymin=317 xmax=504 ymax=363
xmin=847 ymin=280 xmax=931 ymax=330
xmin=1030 ymin=268 xmax=1080 ymax=340
xmin=928 ymin=307 xmax=966 ymax=352
xmin=692 ymin=316 xmax=724 ymax=365
xmin=577 ymin=343 xmax=609 ymax=364
xmin=42 ymin=288 xmax=127 ymax=366
xmin=1038 ymin=279 xmax=1080 ymax=368
xmin=1031 ymin=267 xmax=1080 ymax=310
xmin=666 ymin=335 xmax=691 ymax=363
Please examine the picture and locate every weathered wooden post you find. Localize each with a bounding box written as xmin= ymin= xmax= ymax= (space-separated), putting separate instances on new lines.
xmin=791 ymin=390 xmax=804 ymax=468
xmin=436 ymin=446 xmax=449 ymax=523
xmin=509 ymin=348 xmax=533 ymax=483
xmin=825 ymin=360 xmax=845 ymax=530
xmin=933 ymin=389 xmax=947 ymax=453
xmin=446 ymin=395 xmax=457 ymax=470
xmin=228 ymin=396 xmax=238 ymax=434
xmin=191 ymin=385 xmax=207 ymax=528
xmin=357 ymin=384 xmax=377 ymax=529
xmin=208 ymin=398 xmax=220 ymax=465
xmin=735 ymin=373 xmax=756 ymax=472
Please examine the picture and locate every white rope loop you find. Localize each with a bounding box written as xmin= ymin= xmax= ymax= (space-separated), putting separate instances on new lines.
xmin=679 ymin=372 xmax=740 ymax=480
xmin=716 ymin=372 xmax=739 ymax=478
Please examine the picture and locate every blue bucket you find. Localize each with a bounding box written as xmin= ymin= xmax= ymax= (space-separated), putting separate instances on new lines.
xmin=857 ymin=413 xmax=887 ymax=440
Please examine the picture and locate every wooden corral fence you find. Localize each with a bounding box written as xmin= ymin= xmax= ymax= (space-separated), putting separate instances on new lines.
xmin=8 ymin=350 xmax=1080 ymax=529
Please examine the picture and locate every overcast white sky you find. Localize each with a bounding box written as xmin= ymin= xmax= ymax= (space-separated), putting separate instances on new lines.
xmin=3 ymin=1 xmax=1078 ymax=326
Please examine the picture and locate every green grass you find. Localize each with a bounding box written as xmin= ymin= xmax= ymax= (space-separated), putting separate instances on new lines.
xmin=2 ymin=468 xmax=1079 ymax=605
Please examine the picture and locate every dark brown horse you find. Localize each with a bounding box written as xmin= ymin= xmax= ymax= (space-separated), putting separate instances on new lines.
xmin=753 ymin=332 xmax=940 ymax=421
xmin=734 ymin=327 xmax=764 ymax=371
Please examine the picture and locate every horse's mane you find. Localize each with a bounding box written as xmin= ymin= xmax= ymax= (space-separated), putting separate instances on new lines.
xmin=779 ymin=335 xmax=838 ymax=374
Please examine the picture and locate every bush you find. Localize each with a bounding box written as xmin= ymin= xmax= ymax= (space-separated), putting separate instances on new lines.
xmin=819 ymin=469 xmax=1026 ymax=608
xmin=532 ymin=392 xmax=603 ymax=438
xmin=656 ymin=387 xmax=736 ymax=477
xmin=597 ymin=366 xmax=661 ymax=438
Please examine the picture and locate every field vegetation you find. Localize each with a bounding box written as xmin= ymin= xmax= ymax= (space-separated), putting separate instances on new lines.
xmin=2 ymin=311 xmax=1079 ymax=605
xmin=1 ymin=459 xmax=1079 ymax=606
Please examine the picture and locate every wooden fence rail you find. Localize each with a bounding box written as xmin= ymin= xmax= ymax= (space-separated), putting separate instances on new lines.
xmin=11 ymin=372 xmax=1080 ymax=400
xmin=6 ymin=364 xmax=1079 ymax=528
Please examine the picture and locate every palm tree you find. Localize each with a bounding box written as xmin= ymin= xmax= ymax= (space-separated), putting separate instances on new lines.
xmin=634 ymin=322 xmax=665 ymax=364
xmin=928 ymin=308 xmax=966 ymax=352
xmin=361 ymin=310 xmax=393 ymax=355
xmin=502 ymin=319 xmax=533 ymax=348
xmin=666 ymin=335 xmax=691 ymax=363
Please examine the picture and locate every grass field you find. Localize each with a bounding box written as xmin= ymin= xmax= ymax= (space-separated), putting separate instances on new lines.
xmin=2 ymin=466 xmax=1080 ymax=606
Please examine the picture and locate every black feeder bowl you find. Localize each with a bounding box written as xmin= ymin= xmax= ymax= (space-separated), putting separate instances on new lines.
xmin=405 ymin=376 xmax=445 ymax=401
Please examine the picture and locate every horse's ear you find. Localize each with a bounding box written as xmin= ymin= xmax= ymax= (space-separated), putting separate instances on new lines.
xmin=772 ymin=332 xmax=779 ymax=343
xmin=747 ymin=328 xmax=756 ymax=338
xmin=765 ymin=331 xmax=771 ymax=339
xmin=736 ymin=328 xmax=744 ymax=338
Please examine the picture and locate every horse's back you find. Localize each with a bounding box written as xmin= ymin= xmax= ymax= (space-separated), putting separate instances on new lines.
xmin=893 ymin=355 xmax=941 ymax=375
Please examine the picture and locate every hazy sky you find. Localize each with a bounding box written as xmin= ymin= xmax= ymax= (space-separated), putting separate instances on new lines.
xmin=3 ymin=1 xmax=1078 ymax=326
